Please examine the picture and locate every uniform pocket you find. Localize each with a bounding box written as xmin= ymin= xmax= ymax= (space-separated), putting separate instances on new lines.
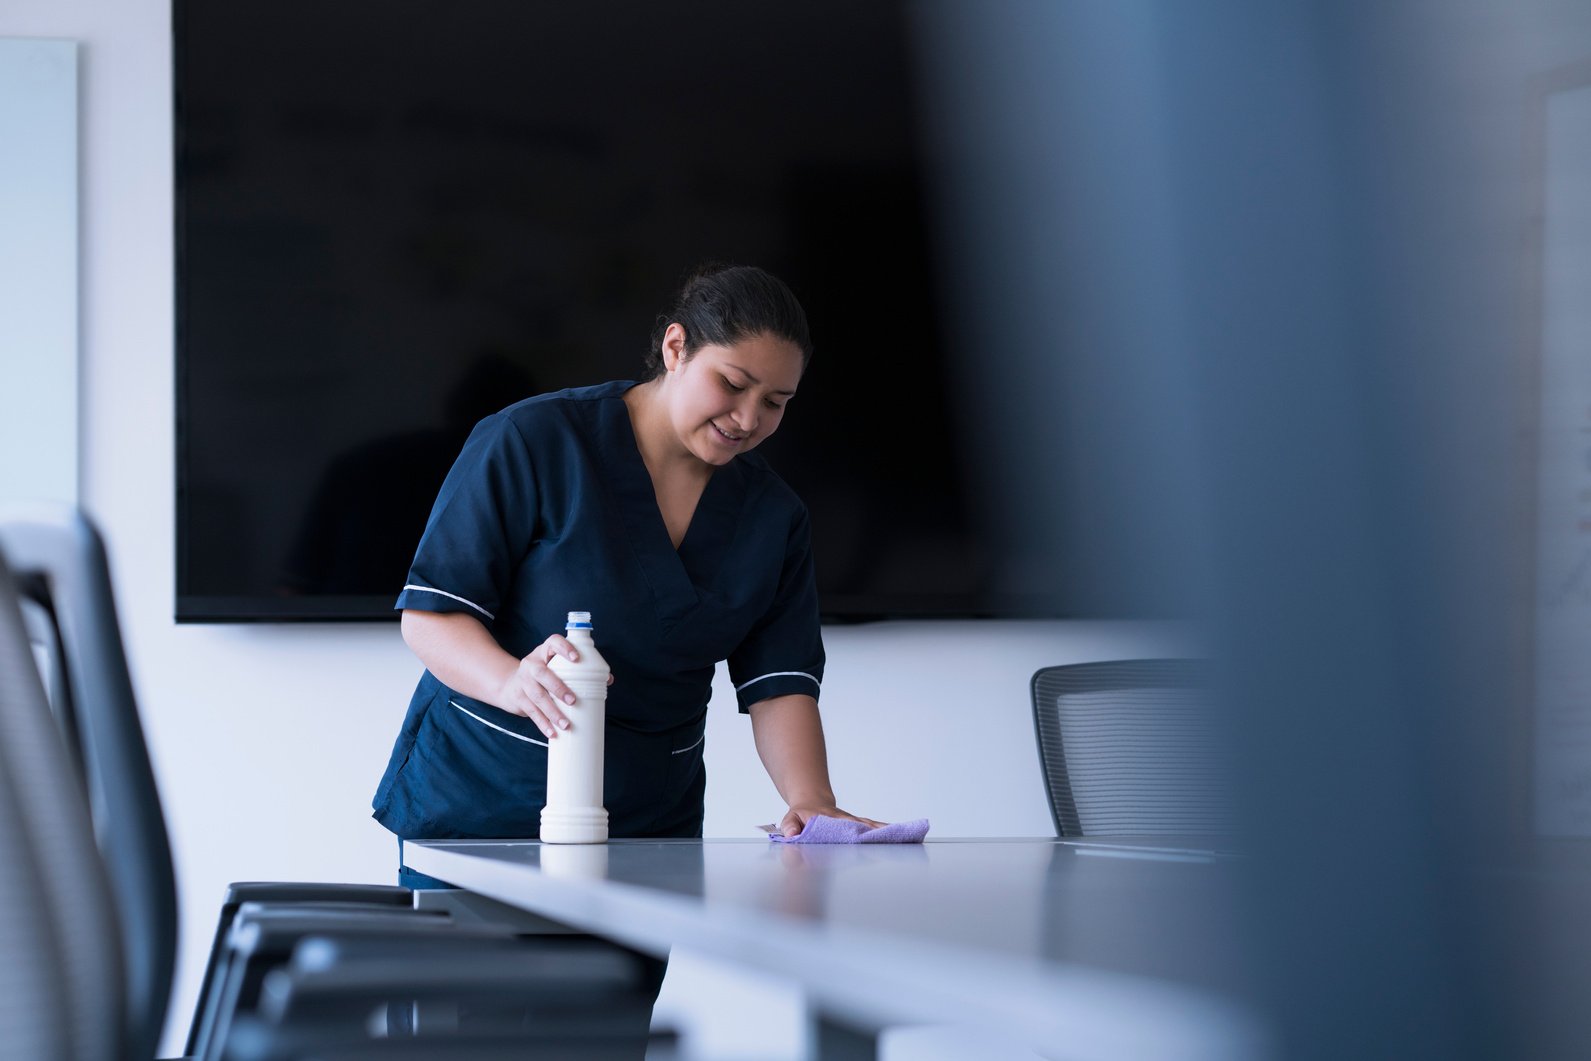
xmin=447 ymin=699 xmax=550 ymax=748
xmin=387 ymin=691 xmax=549 ymax=839
xmin=669 ymin=730 xmax=705 ymax=757
xmin=601 ymin=719 xmax=704 ymax=836
xmin=658 ymin=721 xmax=707 ymax=836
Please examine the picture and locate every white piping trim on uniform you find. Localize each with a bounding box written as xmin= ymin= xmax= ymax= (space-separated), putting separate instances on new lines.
xmin=671 ymin=734 xmax=705 ymax=756
xmin=403 ymin=585 xmax=495 ymax=620
xmin=734 ymin=671 xmax=820 ymax=694
xmin=450 ymin=700 xmax=547 ymax=747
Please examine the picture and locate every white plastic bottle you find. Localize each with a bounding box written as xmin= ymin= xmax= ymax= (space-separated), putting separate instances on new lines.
xmin=540 ymin=611 xmax=610 ymax=844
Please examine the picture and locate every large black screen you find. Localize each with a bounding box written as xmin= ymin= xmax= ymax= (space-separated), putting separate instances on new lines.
xmin=175 ymin=0 xmax=1035 ymax=621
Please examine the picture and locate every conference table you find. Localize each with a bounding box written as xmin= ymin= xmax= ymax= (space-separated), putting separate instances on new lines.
xmin=402 ymin=836 xmax=1267 ymax=1061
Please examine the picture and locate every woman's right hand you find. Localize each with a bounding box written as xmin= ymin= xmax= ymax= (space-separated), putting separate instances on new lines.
xmin=495 ymin=633 xmax=614 ymax=740
xmin=400 ymin=611 xmax=613 ymax=741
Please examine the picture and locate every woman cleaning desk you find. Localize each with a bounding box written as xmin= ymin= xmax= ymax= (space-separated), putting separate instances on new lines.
xmin=371 ymin=263 xmax=882 ymax=884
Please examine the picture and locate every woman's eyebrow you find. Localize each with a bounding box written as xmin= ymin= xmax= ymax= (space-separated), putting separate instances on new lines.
xmin=723 ymin=363 xmax=797 ymax=396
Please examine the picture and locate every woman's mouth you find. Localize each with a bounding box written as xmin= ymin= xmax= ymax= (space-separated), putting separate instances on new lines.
xmin=711 ymin=422 xmax=745 ymax=445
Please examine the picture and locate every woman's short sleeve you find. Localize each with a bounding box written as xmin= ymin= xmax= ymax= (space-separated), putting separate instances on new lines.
xmin=394 ymin=414 xmax=536 ymax=624
xmin=727 ymin=504 xmax=825 ymax=711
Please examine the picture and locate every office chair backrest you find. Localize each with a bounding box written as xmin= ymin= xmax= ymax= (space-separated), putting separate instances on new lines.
xmin=0 ymin=545 xmax=125 ymax=1060
xmin=1031 ymin=659 xmax=1229 ymax=837
xmin=0 ymin=504 xmax=178 ymax=1059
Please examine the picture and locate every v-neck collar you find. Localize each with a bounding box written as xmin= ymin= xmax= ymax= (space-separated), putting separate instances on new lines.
xmin=601 ymin=383 xmax=743 ymax=629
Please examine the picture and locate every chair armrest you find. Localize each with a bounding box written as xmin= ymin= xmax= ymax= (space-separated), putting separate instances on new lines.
xmin=227 ymin=906 xmax=487 ymax=962
xmin=223 ymin=1019 xmax=681 ymax=1061
xmin=261 ymin=947 xmax=645 ymax=1021
xmin=224 ymin=882 xmax=411 ymax=907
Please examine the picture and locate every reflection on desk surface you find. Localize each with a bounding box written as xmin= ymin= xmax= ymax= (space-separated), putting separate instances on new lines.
xmin=409 ymin=837 xmax=1254 ymax=997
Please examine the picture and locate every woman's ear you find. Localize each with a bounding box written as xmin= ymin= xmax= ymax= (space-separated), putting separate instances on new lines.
xmin=660 ymin=322 xmax=688 ymax=373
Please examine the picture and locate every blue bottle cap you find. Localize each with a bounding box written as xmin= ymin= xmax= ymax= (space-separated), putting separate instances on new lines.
xmin=566 ymin=610 xmax=593 ymax=629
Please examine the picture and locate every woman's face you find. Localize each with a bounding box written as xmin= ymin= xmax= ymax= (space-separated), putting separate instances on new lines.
xmin=660 ymin=327 xmax=804 ymax=466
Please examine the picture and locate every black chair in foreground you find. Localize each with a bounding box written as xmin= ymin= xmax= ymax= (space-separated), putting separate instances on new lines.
xmin=1030 ymin=659 xmax=1230 ymax=838
xmin=185 ymin=890 xmax=425 ymax=1059
xmin=0 ymin=505 xmax=671 ymax=1060
xmin=1 ymin=506 xmax=429 ymax=1058
xmin=0 ymin=543 xmax=124 ymax=1060
xmin=0 ymin=504 xmax=176 ymax=1058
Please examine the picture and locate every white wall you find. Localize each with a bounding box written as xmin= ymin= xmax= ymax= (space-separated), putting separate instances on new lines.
xmin=1 ymin=2 xmax=1193 ymax=1055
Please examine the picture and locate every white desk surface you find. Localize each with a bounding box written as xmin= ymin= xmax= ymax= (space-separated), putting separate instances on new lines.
xmin=404 ymin=836 xmax=1265 ymax=1061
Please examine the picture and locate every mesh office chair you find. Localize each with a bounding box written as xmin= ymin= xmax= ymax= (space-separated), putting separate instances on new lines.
xmin=1030 ymin=659 xmax=1230 ymax=838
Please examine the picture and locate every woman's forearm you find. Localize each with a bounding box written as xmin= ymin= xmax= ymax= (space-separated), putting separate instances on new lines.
xmin=400 ymin=609 xmax=518 ymax=708
xmin=402 ymin=610 xmax=585 ymax=738
xmin=747 ymin=694 xmax=836 ymax=808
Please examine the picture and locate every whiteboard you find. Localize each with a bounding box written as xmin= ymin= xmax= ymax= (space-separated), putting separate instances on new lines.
xmin=0 ymin=38 xmax=78 ymax=505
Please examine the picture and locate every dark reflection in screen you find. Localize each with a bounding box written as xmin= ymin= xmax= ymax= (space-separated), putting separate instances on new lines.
xmin=279 ymin=352 xmax=539 ymax=597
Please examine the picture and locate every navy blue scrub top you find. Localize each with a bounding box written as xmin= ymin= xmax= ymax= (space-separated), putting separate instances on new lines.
xmin=372 ymin=381 xmax=825 ymax=840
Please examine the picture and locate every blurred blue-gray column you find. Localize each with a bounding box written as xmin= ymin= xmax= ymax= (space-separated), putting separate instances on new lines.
xmin=911 ymin=1 xmax=1522 ymax=1056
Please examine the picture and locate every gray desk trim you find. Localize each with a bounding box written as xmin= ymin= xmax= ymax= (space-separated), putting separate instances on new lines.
xmin=405 ymin=838 xmax=1264 ymax=1061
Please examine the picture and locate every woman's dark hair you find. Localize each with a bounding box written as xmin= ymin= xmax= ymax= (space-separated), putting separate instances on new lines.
xmin=645 ymin=263 xmax=813 ymax=379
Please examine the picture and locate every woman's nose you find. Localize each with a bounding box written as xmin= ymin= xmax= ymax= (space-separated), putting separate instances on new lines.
xmin=730 ymin=399 xmax=758 ymax=433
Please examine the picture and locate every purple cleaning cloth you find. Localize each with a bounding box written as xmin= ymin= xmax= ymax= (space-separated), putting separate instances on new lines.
xmin=768 ymin=815 xmax=930 ymax=844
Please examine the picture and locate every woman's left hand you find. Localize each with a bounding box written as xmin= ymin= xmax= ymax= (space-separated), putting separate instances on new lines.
xmin=775 ymin=804 xmax=886 ymax=838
